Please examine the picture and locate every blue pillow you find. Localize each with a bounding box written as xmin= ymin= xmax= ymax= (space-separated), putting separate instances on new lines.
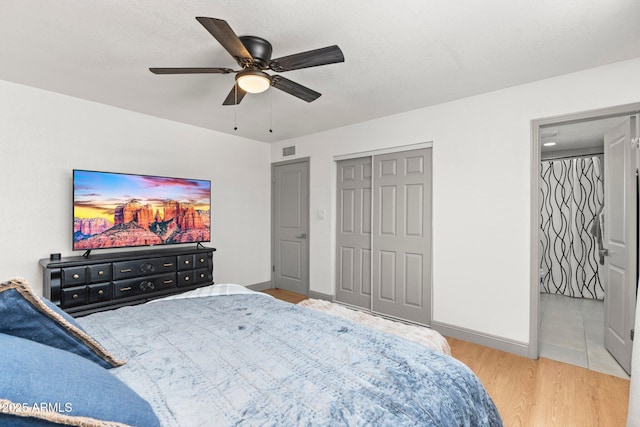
xmin=0 ymin=333 xmax=159 ymax=427
xmin=0 ymin=277 xmax=124 ymax=369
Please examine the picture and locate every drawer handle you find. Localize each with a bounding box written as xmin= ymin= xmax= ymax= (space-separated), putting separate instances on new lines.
xmin=164 ymin=263 xmax=174 ymax=267
xmin=120 ymin=268 xmax=132 ymax=273
xmin=163 ymin=280 xmax=173 ymax=284
xmin=98 ymin=270 xmax=104 ymax=276
xmin=184 ymin=260 xmax=190 ymax=265
xmin=184 ymin=276 xmax=190 ymax=281
xmin=199 ymin=258 xmax=205 ymax=263
xmin=98 ymin=289 xmax=104 ymax=295
xmin=119 ymin=287 xmax=132 ymax=292
xmin=72 ymin=274 xmax=80 ymax=279
xmin=200 ymin=273 xmax=205 ymax=278
xmin=72 ymin=293 xmax=79 ymax=299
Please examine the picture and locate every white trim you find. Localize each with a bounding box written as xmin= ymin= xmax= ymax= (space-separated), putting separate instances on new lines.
xmin=308 ymin=290 xmax=332 ymax=301
xmin=432 ymin=321 xmax=530 ymax=358
xmin=246 ymin=281 xmax=272 ymax=292
xmin=333 ymin=141 xmax=433 ymax=161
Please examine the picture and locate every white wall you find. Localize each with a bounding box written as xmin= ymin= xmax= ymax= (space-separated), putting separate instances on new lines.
xmin=270 ymin=57 xmax=640 ymax=346
xmin=0 ymin=80 xmax=272 ymax=295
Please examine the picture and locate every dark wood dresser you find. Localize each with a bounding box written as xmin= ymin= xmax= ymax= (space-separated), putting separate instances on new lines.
xmin=40 ymin=246 xmax=215 ymax=316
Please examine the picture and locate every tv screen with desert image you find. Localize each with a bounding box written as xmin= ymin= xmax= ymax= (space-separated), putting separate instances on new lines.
xmin=73 ymin=170 xmax=211 ymax=251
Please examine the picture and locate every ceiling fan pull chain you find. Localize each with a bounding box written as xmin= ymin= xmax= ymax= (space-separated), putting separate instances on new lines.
xmin=269 ymin=89 xmax=273 ymax=133
xmin=234 ymin=83 xmax=238 ymax=131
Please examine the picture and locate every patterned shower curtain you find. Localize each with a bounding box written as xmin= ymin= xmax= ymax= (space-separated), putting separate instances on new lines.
xmin=539 ymin=156 xmax=604 ymax=299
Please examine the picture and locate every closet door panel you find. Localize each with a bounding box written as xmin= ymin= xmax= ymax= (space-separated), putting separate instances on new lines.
xmin=378 ymin=250 xmax=397 ymax=301
xmin=339 ymin=247 xmax=355 ymax=292
xmin=335 ymin=157 xmax=372 ymax=308
xmin=362 ymin=187 xmax=372 ymax=233
xmin=379 ymin=186 xmax=397 ymax=235
xmin=406 ymin=184 xmax=424 ymax=237
xmin=361 ymin=248 xmax=372 ymax=296
xmin=372 ymin=148 xmax=432 ymax=325
xmin=404 ymin=252 xmax=424 ymax=307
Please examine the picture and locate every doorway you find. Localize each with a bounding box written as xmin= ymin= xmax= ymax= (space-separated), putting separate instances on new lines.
xmin=531 ymin=103 xmax=640 ymax=376
xmin=272 ymin=158 xmax=310 ymax=295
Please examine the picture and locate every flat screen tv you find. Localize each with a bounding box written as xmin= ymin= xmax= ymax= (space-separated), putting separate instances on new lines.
xmin=73 ymin=170 xmax=211 ymax=251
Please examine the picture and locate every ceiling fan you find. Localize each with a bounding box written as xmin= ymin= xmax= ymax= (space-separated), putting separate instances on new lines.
xmin=150 ymin=17 xmax=345 ymax=105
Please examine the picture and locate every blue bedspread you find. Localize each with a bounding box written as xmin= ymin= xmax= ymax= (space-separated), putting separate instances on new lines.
xmin=78 ymin=293 xmax=502 ymax=426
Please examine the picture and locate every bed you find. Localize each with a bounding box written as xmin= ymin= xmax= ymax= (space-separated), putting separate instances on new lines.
xmin=0 ymin=279 xmax=503 ymax=427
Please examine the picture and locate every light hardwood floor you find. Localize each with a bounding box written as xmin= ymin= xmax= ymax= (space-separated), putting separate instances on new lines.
xmin=262 ymin=288 xmax=308 ymax=304
xmin=265 ymin=288 xmax=631 ymax=426
xmin=449 ymin=337 xmax=629 ymax=427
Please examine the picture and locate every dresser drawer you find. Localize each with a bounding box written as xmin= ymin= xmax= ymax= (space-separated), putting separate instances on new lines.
xmin=62 ymin=286 xmax=87 ymax=308
xmin=113 ymin=256 xmax=176 ymax=280
xmin=177 ymin=270 xmax=194 ymax=287
xmin=62 ymin=267 xmax=86 ymax=287
xmin=88 ymin=264 xmax=111 ymax=283
xmin=113 ymin=273 xmax=176 ymax=299
xmin=177 ymin=254 xmax=195 ymax=271
xmin=88 ymin=283 xmax=111 ymax=303
xmin=194 ymin=268 xmax=211 ymax=285
xmin=194 ymin=253 xmax=210 ymax=268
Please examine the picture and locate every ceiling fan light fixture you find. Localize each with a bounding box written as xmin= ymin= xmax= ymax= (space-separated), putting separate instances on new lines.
xmin=236 ymin=70 xmax=271 ymax=94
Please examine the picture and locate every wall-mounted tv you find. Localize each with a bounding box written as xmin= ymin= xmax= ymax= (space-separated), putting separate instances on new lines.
xmin=73 ymin=170 xmax=211 ymax=251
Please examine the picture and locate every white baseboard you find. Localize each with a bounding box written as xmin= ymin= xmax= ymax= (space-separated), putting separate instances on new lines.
xmin=431 ymin=321 xmax=531 ymax=359
xmin=245 ymin=281 xmax=272 ymax=292
xmin=308 ymin=290 xmax=332 ymax=301
xmin=244 ymin=282 xmax=333 ymax=302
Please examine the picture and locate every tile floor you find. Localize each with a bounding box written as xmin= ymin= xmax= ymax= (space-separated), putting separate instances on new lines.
xmin=539 ymin=292 xmax=629 ymax=379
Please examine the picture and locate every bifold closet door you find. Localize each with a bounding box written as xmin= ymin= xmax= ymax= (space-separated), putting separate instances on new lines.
xmin=335 ymin=157 xmax=372 ymax=308
xmin=372 ymin=148 xmax=432 ymax=325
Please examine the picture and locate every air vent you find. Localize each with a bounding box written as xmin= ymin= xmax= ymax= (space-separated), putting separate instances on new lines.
xmin=282 ymin=146 xmax=296 ymax=157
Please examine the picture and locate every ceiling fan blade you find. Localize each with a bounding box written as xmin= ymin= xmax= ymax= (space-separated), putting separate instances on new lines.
xmin=196 ymin=17 xmax=253 ymax=66
xmin=271 ymin=76 xmax=321 ymax=102
xmin=269 ymin=45 xmax=344 ymax=72
xmin=149 ymin=67 xmax=235 ymax=74
xmin=222 ymin=85 xmax=247 ymax=105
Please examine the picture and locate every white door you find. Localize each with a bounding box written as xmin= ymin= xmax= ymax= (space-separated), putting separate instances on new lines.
xmin=603 ymin=116 xmax=638 ymax=374
xmin=273 ymin=161 xmax=309 ymax=295
xmin=371 ymin=148 xmax=432 ymax=325
xmin=335 ymin=157 xmax=372 ymax=308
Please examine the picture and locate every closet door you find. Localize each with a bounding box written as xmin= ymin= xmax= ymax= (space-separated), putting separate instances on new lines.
xmin=372 ymin=148 xmax=432 ymax=325
xmin=335 ymin=157 xmax=372 ymax=308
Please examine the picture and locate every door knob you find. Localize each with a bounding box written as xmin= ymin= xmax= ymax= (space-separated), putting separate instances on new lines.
xmin=295 ymin=233 xmax=307 ymax=239
xmin=600 ymin=248 xmax=609 ymax=257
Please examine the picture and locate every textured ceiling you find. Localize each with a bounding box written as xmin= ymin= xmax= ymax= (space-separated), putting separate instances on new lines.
xmin=2 ymin=1 xmax=640 ymax=143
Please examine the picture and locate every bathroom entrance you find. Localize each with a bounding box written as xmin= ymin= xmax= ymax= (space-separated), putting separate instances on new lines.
xmin=531 ymin=104 xmax=640 ymax=376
